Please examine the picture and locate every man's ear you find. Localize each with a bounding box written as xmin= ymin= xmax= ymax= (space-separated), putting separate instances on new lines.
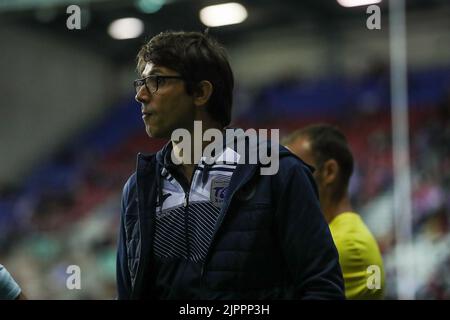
xmin=193 ymin=80 xmax=213 ymax=107
xmin=322 ymin=159 xmax=339 ymax=185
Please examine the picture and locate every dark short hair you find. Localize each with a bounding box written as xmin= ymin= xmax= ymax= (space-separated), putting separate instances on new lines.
xmin=286 ymin=124 xmax=354 ymax=200
xmin=136 ymin=30 xmax=234 ymax=128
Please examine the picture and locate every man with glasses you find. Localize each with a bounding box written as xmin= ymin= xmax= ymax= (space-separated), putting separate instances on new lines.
xmin=116 ymin=30 xmax=344 ymax=299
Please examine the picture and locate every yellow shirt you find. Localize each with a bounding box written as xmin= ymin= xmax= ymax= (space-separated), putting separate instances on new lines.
xmin=329 ymin=212 xmax=385 ymax=299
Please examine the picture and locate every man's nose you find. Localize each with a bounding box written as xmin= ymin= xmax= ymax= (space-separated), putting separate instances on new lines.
xmin=135 ymin=86 xmax=150 ymax=104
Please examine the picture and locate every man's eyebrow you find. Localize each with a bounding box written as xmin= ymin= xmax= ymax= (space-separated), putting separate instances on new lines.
xmin=148 ymin=68 xmax=163 ymax=75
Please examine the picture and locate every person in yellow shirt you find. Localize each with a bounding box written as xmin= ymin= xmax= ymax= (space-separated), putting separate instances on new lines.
xmin=283 ymin=124 xmax=385 ymax=299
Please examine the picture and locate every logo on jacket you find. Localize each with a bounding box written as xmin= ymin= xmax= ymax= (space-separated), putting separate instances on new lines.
xmin=210 ymin=177 xmax=230 ymax=207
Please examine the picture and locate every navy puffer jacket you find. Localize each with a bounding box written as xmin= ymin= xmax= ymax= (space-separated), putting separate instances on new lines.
xmin=116 ymin=144 xmax=344 ymax=299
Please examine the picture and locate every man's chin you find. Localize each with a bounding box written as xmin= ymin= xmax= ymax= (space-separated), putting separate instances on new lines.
xmin=145 ymin=126 xmax=156 ymax=138
xmin=146 ymin=126 xmax=169 ymax=140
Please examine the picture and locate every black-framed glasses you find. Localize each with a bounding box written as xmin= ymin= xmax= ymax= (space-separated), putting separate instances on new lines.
xmin=133 ymin=75 xmax=184 ymax=94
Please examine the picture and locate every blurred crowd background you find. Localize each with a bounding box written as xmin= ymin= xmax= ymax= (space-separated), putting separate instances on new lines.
xmin=0 ymin=0 xmax=449 ymax=299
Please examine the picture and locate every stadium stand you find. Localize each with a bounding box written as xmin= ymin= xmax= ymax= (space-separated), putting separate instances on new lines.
xmin=1 ymin=67 xmax=449 ymax=299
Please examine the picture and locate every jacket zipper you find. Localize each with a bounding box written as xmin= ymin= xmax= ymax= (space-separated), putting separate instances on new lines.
xmin=183 ymin=164 xmax=198 ymax=259
xmin=183 ymin=190 xmax=190 ymax=257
